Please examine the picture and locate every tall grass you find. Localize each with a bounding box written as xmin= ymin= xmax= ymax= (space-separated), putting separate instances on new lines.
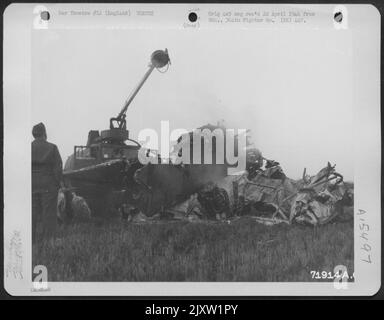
xmin=33 ymin=218 xmax=353 ymax=282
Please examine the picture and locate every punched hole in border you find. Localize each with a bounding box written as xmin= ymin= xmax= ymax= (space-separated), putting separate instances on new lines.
xmin=188 ymin=12 xmax=198 ymax=23
xmin=334 ymin=12 xmax=343 ymax=23
xmin=40 ymin=11 xmax=50 ymax=21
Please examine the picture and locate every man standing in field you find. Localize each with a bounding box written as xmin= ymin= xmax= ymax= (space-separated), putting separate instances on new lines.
xmin=31 ymin=123 xmax=63 ymax=243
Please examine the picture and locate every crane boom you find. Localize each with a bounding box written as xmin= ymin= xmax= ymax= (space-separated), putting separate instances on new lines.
xmin=114 ymin=49 xmax=170 ymax=127
xmin=117 ymin=64 xmax=155 ymax=120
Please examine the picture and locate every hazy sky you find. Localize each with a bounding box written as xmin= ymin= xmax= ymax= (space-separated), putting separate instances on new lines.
xmin=32 ymin=27 xmax=353 ymax=179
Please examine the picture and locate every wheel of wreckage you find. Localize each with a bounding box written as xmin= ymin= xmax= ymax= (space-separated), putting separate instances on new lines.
xmin=212 ymin=188 xmax=230 ymax=216
xmin=198 ymin=187 xmax=230 ymax=219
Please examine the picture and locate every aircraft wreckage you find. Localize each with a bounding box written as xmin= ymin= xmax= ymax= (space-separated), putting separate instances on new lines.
xmin=59 ymin=49 xmax=354 ymax=226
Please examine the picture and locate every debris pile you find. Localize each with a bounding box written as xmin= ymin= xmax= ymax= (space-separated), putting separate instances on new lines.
xmin=165 ymin=160 xmax=353 ymax=226
xmin=289 ymin=163 xmax=353 ymax=225
xmin=61 ymin=158 xmax=353 ymax=227
xmin=61 ymin=120 xmax=353 ymax=227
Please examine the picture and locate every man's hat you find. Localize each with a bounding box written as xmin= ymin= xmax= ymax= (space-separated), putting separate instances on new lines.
xmin=32 ymin=122 xmax=46 ymax=137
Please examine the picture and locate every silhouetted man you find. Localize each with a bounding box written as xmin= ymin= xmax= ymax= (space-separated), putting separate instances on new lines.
xmin=31 ymin=123 xmax=62 ymax=242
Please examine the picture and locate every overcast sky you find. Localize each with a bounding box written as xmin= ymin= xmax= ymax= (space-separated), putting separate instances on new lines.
xmin=31 ymin=27 xmax=353 ymax=180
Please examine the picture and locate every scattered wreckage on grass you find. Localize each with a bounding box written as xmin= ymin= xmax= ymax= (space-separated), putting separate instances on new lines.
xmin=162 ymin=160 xmax=354 ymax=226
xmin=58 ymin=158 xmax=354 ymax=227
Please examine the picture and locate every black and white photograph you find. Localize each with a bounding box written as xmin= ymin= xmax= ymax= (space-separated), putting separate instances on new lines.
xmin=3 ymin=3 xmax=381 ymax=296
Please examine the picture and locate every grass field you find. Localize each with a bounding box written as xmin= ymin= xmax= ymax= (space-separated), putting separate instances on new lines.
xmin=33 ymin=217 xmax=354 ymax=282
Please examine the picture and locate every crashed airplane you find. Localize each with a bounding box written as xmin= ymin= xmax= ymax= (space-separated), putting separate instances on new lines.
xmin=59 ymin=126 xmax=354 ymax=227
xmin=163 ymin=156 xmax=354 ymax=226
xmin=58 ymin=48 xmax=353 ymax=226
